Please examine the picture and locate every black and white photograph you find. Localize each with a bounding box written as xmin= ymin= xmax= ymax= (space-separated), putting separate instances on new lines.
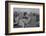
xmin=13 ymin=8 xmax=40 ymax=28
xmin=5 ymin=1 xmax=45 ymax=35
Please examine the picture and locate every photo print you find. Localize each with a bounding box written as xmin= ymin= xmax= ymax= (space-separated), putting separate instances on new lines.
xmin=5 ymin=1 xmax=45 ymax=35
xmin=13 ymin=8 xmax=40 ymax=28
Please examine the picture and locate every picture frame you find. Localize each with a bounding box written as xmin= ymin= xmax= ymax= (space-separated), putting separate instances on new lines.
xmin=5 ymin=1 xmax=45 ymax=35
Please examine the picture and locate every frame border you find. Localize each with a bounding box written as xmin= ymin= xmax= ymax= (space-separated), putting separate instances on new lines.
xmin=5 ymin=1 xmax=45 ymax=35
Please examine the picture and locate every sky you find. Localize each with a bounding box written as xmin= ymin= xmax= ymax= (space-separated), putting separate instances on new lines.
xmin=13 ymin=8 xmax=39 ymax=14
